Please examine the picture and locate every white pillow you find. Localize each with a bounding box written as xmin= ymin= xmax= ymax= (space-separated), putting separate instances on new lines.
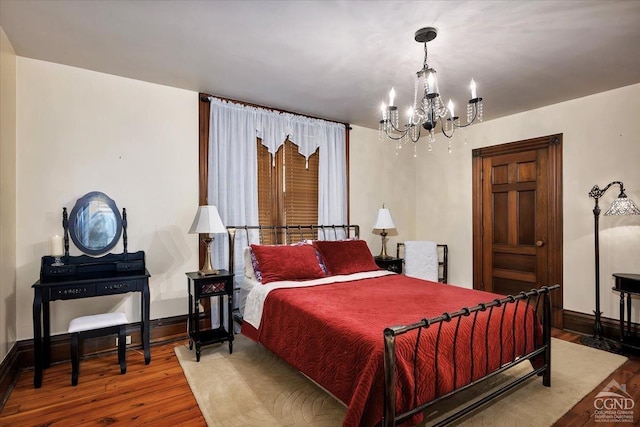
xmin=243 ymin=247 xmax=257 ymax=281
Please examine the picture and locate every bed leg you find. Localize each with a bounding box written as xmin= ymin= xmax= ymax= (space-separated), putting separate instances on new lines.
xmin=543 ymin=289 xmax=552 ymax=387
xmin=383 ymin=328 xmax=397 ymax=427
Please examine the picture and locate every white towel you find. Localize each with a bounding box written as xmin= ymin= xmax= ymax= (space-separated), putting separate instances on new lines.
xmin=404 ymin=241 xmax=439 ymax=282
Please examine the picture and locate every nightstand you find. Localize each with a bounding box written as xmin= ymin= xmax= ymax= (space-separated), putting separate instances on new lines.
xmin=375 ymin=256 xmax=403 ymax=273
xmin=186 ymin=270 xmax=234 ymax=361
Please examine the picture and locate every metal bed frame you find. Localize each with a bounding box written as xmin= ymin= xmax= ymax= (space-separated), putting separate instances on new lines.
xmin=383 ymin=284 xmax=559 ymax=426
xmin=223 ymin=224 xmax=559 ymax=426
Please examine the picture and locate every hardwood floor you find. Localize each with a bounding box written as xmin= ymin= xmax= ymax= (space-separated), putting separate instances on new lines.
xmin=1 ymin=330 xmax=638 ymax=426
xmin=0 ymin=339 xmax=206 ymax=426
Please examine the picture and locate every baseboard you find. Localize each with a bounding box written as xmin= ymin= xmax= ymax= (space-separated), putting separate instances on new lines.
xmin=0 ymin=343 xmax=20 ymax=411
xmin=563 ymin=309 xmax=639 ymax=339
xmin=0 ymin=314 xmax=190 ymax=411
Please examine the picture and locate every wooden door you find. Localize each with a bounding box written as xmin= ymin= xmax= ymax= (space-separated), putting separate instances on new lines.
xmin=472 ymin=134 xmax=563 ymax=327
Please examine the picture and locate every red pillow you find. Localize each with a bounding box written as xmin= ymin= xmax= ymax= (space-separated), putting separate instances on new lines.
xmin=250 ymin=244 xmax=326 ymax=284
xmin=312 ymin=240 xmax=380 ymax=275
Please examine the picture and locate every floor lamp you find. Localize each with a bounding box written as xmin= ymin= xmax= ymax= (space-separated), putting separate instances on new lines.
xmin=581 ymin=181 xmax=640 ymax=352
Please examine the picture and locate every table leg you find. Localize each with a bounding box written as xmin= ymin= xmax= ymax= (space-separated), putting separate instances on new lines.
xmin=619 ymin=292 xmax=625 ymax=344
xmin=188 ymin=287 xmax=193 ymax=350
xmin=43 ymin=301 xmax=50 ymax=369
xmin=228 ymin=293 xmax=234 ymax=354
xmin=195 ymin=291 xmax=200 ymax=362
xmin=142 ymin=282 xmax=151 ymax=364
xmin=33 ymin=291 xmax=42 ymax=388
xmin=627 ymin=293 xmax=632 ymax=336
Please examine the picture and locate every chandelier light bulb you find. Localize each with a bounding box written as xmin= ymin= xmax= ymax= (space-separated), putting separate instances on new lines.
xmin=470 ymin=79 xmax=477 ymax=99
xmin=389 ymin=88 xmax=396 ymax=107
xmin=447 ymin=99 xmax=454 ymax=117
xmin=381 ymin=101 xmax=387 ymax=120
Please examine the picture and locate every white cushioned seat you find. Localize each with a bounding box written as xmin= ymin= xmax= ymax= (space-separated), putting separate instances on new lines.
xmin=68 ymin=312 xmax=129 ymax=386
xmin=68 ymin=312 xmax=128 ymax=333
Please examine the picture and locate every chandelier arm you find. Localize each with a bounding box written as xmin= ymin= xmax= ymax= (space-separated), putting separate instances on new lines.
xmin=440 ymin=120 xmax=455 ymax=139
xmin=449 ymin=101 xmax=480 ymax=129
xmin=382 ymin=130 xmax=409 ymax=141
xmin=384 ymin=120 xmax=412 ymax=135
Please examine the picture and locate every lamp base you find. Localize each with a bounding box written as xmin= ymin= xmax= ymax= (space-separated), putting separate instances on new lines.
xmin=378 ymin=230 xmax=391 ymax=259
xmin=580 ymin=335 xmax=620 ymax=354
xmin=198 ymin=236 xmax=218 ymax=276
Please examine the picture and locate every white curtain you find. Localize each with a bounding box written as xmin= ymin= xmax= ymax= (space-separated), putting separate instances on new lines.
xmin=206 ymin=97 xmax=347 ymax=322
xmin=207 ymin=98 xmax=260 ymax=328
xmin=318 ymin=123 xmax=347 ymax=226
xmin=208 ymin=97 xmax=347 ymax=229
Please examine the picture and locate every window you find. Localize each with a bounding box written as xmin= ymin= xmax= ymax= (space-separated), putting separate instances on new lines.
xmin=257 ymin=138 xmax=319 ymax=243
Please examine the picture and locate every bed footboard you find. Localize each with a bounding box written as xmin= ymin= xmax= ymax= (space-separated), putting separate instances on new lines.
xmin=383 ymin=284 xmax=560 ymax=427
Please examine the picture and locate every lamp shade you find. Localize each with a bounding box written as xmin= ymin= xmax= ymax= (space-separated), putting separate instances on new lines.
xmin=189 ymin=206 xmax=226 ymax=234
xmin=604 ymin=194 xmax=640 ymax=216
xmin=373 ymin=208 xmax=396 ymax=230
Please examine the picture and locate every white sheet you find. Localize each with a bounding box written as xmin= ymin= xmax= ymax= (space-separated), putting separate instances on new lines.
xmin=243 ymin=270 xmax=395 ymax=330
xmin=404 ymin=240 xmax=439 ymax=282
xmin=238 ymin=275 xmax=261 ymax=316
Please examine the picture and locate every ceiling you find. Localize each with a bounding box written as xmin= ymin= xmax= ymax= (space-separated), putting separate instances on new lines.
xmin=2 ymin=0 xmax=639 ymax=129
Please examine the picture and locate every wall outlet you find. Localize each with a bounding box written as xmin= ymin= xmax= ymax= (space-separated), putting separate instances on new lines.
xmin=115 ymin=335 xmax=132 ymax=346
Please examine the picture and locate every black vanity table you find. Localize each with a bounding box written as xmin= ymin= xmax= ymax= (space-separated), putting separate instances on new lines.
xmin=32 ymin=192 xmax=151 ymax=388
xmin=613 ymin=273 xmax=640 ymax=352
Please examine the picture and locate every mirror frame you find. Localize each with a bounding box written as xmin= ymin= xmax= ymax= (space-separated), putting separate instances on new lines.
xmin=68 ymin=191 xmax=123 ymax=256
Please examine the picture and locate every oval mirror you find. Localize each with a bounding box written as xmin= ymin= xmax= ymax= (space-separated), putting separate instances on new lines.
xmin=68 ymin=191 xmax=122 ymax=255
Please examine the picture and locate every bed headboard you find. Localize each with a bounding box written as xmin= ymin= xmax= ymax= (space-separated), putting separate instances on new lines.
xmin=226 ymin=224 xmax=360 ymax=274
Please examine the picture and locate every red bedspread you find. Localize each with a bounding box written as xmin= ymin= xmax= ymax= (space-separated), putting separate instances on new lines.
xmin=243 ymin=274 xmax=541 ymax=427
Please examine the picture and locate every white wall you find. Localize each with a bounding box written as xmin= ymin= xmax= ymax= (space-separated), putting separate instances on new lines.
xmin=349 ymin=125 xmax=417 ymax=256
xmin=415 ymin=83 xmax=640 ymax=322
xmin=0 ymin=26 xmax=17 ymax=362
xmin=15 ymin=58 xmax=199 ymax=339
xmin=9 ymin=55 xmax=640 ymax=344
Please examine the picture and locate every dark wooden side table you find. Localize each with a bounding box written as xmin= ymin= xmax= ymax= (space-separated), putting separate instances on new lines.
xmin=186 ymin=270 xmax=234 ymax=361
xmin=613 ymin=273 xmax=640 ymax=352
xmin=374 ymin=256 xmax=403 ymax=273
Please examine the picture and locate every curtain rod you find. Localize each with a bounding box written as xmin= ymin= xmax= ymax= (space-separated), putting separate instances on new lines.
xmin=199 ymin=93 xmax=351 ymax=129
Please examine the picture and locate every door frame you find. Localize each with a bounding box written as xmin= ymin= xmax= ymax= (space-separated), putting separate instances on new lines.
xmin=472 ymin=134 xmax=563 ymax=327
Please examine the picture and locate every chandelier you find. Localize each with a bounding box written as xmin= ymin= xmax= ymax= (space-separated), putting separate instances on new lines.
xmin=379 ymin=27 xmax=484 ymax=154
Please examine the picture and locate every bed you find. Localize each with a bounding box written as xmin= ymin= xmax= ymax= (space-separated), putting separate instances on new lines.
xmin=226 ymin=225 xmax=558 ymax=427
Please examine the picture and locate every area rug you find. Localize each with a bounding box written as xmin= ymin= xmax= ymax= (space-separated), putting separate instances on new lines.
xmin=175 ymin=335 xmax=627 ymax=426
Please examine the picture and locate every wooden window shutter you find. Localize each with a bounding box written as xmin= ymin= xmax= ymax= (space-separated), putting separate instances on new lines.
xmin=256 ymin=138 xmax=319 ymax=244
xmin=283 ymin=138 xmax=318 ymax=228
xmin=257 ymin=139 xmax=280 ymax=244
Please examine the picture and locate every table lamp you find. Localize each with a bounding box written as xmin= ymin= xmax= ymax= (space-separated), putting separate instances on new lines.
xmin=373 ymin=205 xmax=396 ymax=259
xmin=189 ymin=205 xmax=226 ymax=275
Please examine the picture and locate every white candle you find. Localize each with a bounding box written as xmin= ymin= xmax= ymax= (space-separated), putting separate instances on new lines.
xmin=381 ymin=101 xmax=387 ymax=120
xmin=470 ymin=79 xmax=477 ymax=99
xmin=447 ymin=99 xmax=455 ymax=117
xmin=51 ymin=235 xmax=64 ymax=256
xmin=388 ymin=88 xmax=396 ymax=107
